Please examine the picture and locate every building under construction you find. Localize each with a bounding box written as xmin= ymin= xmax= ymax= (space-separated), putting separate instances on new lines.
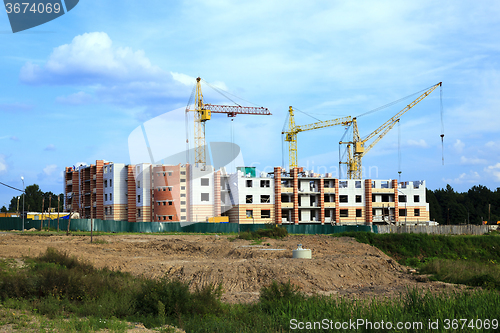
xmin=64 ymin=162 xmax=428 ymax=225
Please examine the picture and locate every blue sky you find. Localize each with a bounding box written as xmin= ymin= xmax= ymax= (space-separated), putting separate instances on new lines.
xmin=1 ymin=0 xmax=500 ymax=208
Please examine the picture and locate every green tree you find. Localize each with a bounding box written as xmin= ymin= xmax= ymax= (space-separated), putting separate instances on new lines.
xmin=8 ymin=185 xmax=64 ymax=213
xmin=0 ymin=206 xmax=7 ymax=213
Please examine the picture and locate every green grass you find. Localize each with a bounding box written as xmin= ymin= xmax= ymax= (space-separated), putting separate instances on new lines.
xmin=333 ymin=232 xmax=500 ymax=291
xmin=238 ymin=226 xmax=288 ymax=240
xmin=0 ymin=239 xmax=499 ymax=332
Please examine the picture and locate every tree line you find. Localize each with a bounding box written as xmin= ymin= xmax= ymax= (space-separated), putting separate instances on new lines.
xmin=1 ymin=184 xmax=64 ymax=213
xmin=427 ymin=184 xmax=500 ymax=225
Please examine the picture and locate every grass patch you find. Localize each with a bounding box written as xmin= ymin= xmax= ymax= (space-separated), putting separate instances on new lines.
xmin=238 ymin=226 xmax=288 ymax=240
xmin=1 ymin=247 xmax=500 ymax=331
xmin=421 ymin=259 xmax=500 ymax=290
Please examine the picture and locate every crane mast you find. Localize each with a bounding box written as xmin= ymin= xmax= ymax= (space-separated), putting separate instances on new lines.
xmin=340 ymin=82 xmax=442 ymax=179
xmin=188 ymin=77 xmax=271 ymax=167
xmin=282 ymin=106 xmax=351 ymax=170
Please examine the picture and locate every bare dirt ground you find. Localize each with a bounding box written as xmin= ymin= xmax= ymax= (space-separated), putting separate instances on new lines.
xmin=0 ymin=231 xmax=464 ymax=305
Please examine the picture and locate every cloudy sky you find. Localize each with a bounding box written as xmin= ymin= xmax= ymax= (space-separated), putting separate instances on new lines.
xmin=1 ymin=0 xmax=500 ymax=208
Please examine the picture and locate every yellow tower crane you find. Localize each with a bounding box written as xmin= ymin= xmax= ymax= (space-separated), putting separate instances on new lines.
xmin=339 ymin=82 xmax=442 ymax=179
xmin=187 ymin=77 xmax=271 ymax=167
xmin=282 ymin=106 xmax=351 ymax=170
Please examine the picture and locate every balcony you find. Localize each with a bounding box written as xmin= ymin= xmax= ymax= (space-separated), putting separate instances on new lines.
xmin=372 ymin=188 xmax=394 ymax=193
xmin=372 ymin=202 xmax=395 ymax=208
xmin=324 ymin=202 xmax=336 ymax=208
xmin=281 ymin=187 xmax=293 ymax=193
xmin=281 ymin=202 xmax=293 ymax=208
xmin=324 ymin=188 xmax=335 ymax=193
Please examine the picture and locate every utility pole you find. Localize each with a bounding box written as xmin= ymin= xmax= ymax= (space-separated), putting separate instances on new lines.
xmin=41 ymin=197 xmax=44 ymax=231
xmin=488 ymin=203 xmax=491 ymax=225
xmin=57 ymin=195 xmax=60 ymax=232
xmin=48 ymin=195 xmax=52 ymax=230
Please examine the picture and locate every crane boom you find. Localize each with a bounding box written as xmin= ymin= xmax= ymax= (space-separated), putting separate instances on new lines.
xmin=283 ymin=106 xmax=351 ymax=170
xmin=340 ymin=82 xmax=442 ymax=179
xmin=188 ymin=77 xmax=271 ymax=167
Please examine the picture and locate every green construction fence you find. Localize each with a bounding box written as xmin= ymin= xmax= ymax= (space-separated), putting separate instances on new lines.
xmin=0 ymin=217 xmax=378 ymax=234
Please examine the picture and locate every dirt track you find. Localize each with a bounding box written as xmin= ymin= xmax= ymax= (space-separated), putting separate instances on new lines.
xmin=0 ymin=232 xmax=463 ymax=303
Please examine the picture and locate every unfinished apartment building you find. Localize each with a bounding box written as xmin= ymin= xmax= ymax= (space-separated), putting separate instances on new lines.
xmin=272 ymin=167 xmax=429 ymax=225
xmin=65 ymin=162 xmax=429 ymax=224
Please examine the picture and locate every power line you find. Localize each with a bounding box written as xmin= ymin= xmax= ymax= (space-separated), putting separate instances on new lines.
xmin=0 ymin=181 xmax=24 ymax=192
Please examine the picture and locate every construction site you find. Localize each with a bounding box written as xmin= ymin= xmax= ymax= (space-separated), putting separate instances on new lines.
xmin=64 ymin=78 xmax=443 ymax=226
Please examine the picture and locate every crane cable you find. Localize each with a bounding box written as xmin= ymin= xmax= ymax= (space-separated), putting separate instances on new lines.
xmin=185 ymin=84 xmax=196 ymax=164
xmin=398 ymin=120 xmax=402 ymax=182
xmin=440 ymin=84 xmax=445 ymax=165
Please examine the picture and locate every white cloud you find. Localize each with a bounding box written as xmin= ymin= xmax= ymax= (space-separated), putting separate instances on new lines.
xmin=43 ymin=164 xmax=58 ymax=176
xmin=485 ymin=163 xmax=500 ymax=181
xmin=19 ymin=32 xmax=195 ymax=118
xmin=56 ymin=91 xmax=93 ymax=105
xmin=453 ymin=139 xmax=465 ymax=153
xmin=44 ymin=144 xmax=56 ymax=151
xmin=0 ymin=155 xmax=6 ymax=173
xmin=407 ymin=139 xmax=428 ymax=148
xmin=460 ymin=156 xmax=487 ymax=165
xmin=442 ymin=170 xmax=481 ymax=184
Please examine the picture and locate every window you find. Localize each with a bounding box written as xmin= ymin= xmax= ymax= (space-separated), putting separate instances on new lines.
xmin=382 ymin=194 xmax=390 ymax=202
xmin=181 ymin=201 xmax=186 ymax=205
xmin=181 ymin=208 xmax=186 ymax=213
xmin=201 ymin=178 xmax=209 ymax=186
xmin=181 ymin=186 xmax=185 ymax=190
xmin=168 ymin=216 xmax=172 ymax=220
xmin=399 ymin=195 xmax=407 ymax=203
xmin=339 ymin=181 xmax=348 ymax=188
xmin=137 ymin=209 xmax=141 ymax=217
xmin=104 ymin=180 xmax=108 ymax=188
xmin=355 ymin=195 xmax=362 ymax=203
xmin=109 ymin=165 xmax=112 ymax=172
xmin=246 ymin=180 xmax=252 ymax=187
xmin=169 ymin=201 xmax=172 ymax=206
xmin=137 ymin=181 xmax=140 ymax=188
xmin=339 ymin=195 xmax=348 ymax=203
xmin=180 ymin=179 xmax=186 ymax=182
xmin=356 ymin=209 xmax=362 ymax=217
xmin=137 ymin=195 xmax=141 ymax=203
xmin=246 ymin=210 xmax=253 ymax=218
xmin=110 ymin=207 xmax=112 ymax=215
xmin=181 ymin=216 xmax=186 ymax=220
xmin=181 ymin=193 xmax=186 ymax=197
xmin=109 ymin=193 xmax=112 ymax=201
xmin=414 ymin=195 xmax=420 ymax=203
xmin=181 ymin=171 xmax=186 ymax=175
xmin=260 ymin=180 xmax=270 ymax=187
xmin=168 ymin=187 xmax=172 ymax=191
xmin=355 ymin=180 xmax=361 ymax=188
xmin=261 ymin=210 xmax=271 ymax=218
xmin=105 ymin=207 xmax=108 ymax=215
xmin=168 ymin=171 xmax=172 ymax=176
xmin=246 ymin=195 xmax=253 ymax=203
xmin=414 ymin=209 xmax=420 ymax=217
xmin=340 ymin=209 xmax=349 ymax=217
xmin=163 ymin=216 xmax=166 ymax=221
xmin=399 ymin=209 xmax=407 ymax=217
xmin=158 ymin=202 xmax=161 ymax=206
xmin=201 ymin=193 xmax=209 ymax=201
xmin=260 ymin=195 xmax=270 ymax=203
xmin=109 ymin=179 xmax=112 ymax=187
xmin=105 ymin=193 xmax=108 ymax=201
xmin=104 ymin=166 xmax=108 ymax=174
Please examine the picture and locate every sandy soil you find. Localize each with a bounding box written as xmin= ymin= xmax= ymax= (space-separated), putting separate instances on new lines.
xmin=0 ymin=231 xmax=464 ymax=305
